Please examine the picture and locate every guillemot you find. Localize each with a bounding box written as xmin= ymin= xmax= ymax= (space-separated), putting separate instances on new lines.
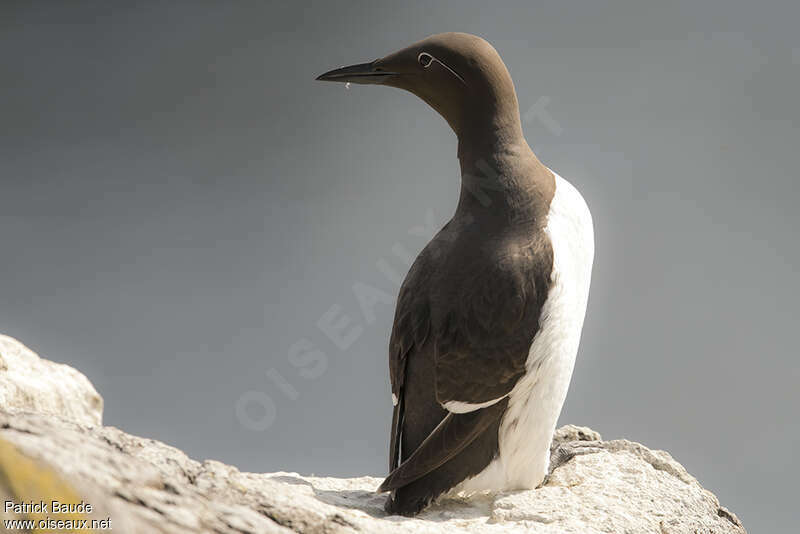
xmin=317 ymin=32 xmax=594 ymax=516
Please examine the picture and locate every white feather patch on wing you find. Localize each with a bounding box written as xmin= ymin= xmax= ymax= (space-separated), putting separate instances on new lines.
xmin=443 ymin=395 xmax=506 ymax=414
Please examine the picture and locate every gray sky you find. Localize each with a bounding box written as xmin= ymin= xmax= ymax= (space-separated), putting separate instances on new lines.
xmin=1 ymin=1 xmax=798 ymax=531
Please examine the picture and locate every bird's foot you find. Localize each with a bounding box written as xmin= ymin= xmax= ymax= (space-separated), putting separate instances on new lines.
xmin=539 ymin=440 xmax=604 ymax=487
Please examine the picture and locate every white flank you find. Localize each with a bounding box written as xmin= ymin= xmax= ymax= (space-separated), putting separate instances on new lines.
xmin=453 ymin=170 xmax=594 ymax=494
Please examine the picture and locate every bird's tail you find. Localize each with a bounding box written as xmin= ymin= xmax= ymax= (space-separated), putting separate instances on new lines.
xmin=381 ymin=399 xmax=508 ymax=516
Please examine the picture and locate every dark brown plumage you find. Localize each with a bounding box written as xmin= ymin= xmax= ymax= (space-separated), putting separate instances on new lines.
xmin=318 ymin=32 xmax=559 ymax=516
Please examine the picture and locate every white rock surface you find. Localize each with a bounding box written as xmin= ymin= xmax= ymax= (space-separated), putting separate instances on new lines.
xmin=0 ymin=334 xmax=102 ymax=426
xmin=0 ymin=337 xmax=746 ymax=533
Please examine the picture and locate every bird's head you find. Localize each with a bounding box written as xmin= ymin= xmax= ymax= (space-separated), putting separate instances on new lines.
xmin=316 ymin=32 xmax=522 ymax=141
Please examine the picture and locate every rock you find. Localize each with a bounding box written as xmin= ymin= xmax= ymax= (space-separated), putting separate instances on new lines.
xmin=0 ymin=415 xmax=747 ymax=534
xmin=0 ymin=338 xmax=747 ymax=533
xmin=0 ymin=335 xmax=103 ymax=426
xmin=552 ymin=423 xmax=602 ymax=444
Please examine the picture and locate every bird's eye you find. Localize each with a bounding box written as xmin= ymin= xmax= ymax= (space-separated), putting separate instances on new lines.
xmin=418 ymin=52 xmax=433 ymax=68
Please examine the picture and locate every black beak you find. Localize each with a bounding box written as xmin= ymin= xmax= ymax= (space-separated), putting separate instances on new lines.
xmin=315 ymin=61 xmax=398 ymax=85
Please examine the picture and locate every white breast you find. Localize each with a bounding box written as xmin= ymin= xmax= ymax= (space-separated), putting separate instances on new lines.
xmin=454 ymin=170 xmax=594 ymax=494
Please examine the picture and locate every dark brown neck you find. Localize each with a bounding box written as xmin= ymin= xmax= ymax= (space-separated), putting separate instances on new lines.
xmin=456 ymin=127 xmax=554 ymax=227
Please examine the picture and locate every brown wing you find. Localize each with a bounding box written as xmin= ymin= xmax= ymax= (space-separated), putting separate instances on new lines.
xmin=379 ymin=398 xmax=509 ymax=492
xmin=387 ymin=263 xmax=431 ymax=471
xmin=385 ymin=237 xmax=553 ymax=478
